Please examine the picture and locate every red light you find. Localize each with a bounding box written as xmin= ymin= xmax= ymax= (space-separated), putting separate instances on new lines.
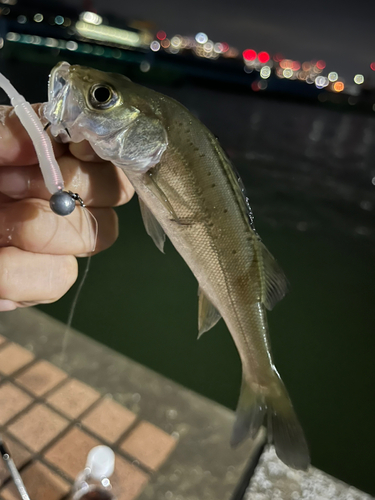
xmin=273 ymin=53 xmax=283 ymax=62
xmin=292 ymin=61 xmax=301 ymax=71
xmin=258 ymin=51 xmax=270 ymax=63
xmin=251 ymin=81 xmax=260 ymax=92
xmin=156 ymin=30 xmax=166 ymax=41
xmin=243 ymin=49 xmax=257 ymax=61
xmin=371 ymin=62 xmax=375 ymax=71
xmin=221 ymin=42 xmax=229 ymax=53
xmin=316 ymin=60 xmax=326 ymax=70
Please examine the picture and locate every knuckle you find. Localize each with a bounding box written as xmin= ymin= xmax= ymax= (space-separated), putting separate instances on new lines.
xmin=117 ymin=172 xmax=135 ymax=205
xmin=64 ymin=255 xmax=79 ymax=285
xmin=51 ymin=255 xmax=78 ymax=300
xmin=97 ymin=209 xmax=118 ymax=252
xmin=0 ymin=247 xmax=18 ymax=299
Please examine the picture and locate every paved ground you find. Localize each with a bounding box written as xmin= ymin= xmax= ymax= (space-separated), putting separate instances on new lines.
xmin=0 ymin=308 xmax=256 ymax=500
xmin=0 ymin=308 xmax=372 ymax=500
xmin=245 ymin=447 xmax=373 ymax=500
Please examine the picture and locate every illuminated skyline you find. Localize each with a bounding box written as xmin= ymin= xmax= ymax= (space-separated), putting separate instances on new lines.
xmin=63 ymin=0 xmax=375 ymax=82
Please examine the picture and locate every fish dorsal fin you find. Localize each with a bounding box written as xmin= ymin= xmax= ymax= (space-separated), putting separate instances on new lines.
xmin=212 ymin=139 xmax=257 ymax=234
xmin=260 ymin=242 xmax=288 ymax=310
xmin=139 ymin=197 xmax=166 ymax=253
xmin=198 ymin=287 xmax=221 ymax=338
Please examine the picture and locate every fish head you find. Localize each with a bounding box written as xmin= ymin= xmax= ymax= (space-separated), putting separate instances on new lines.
xmin=43 ymin=62 xmax=168 ymax=172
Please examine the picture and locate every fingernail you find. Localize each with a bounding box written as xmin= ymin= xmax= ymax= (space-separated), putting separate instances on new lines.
xmin=0 ymin=170 xmax=30 ymax=198
xmin=0 ymin=299 xmax=17 ymax=311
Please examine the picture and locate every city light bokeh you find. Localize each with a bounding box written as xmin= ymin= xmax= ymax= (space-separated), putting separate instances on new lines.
xmin=0 ymin=4 xmax=374 ymax=107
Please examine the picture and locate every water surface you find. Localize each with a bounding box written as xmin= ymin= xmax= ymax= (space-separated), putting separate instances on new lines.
xmin=30 ymin=80 xmax=375 ymax=494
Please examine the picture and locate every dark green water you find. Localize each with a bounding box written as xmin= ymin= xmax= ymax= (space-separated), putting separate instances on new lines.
xmin=8 ymin=63 xmax=373 ymax=493
xmin=41 ymin=200 xmax=375 ymax=494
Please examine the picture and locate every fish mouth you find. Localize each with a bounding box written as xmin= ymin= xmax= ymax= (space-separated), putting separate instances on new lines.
xmin=43 ymin=61 xmax=83 ymax=142
xmin=48 ymin=61 xmax=71 ymax=100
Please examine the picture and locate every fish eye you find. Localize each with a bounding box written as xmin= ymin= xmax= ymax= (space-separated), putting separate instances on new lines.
xmin=93 ymin=86 xmax=111 ymax=103
xmin=89 ymin=84 xmax=118 ymax=110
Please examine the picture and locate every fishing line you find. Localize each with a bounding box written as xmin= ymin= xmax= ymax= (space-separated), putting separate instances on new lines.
xmin=60 ymin=198 xmax=99 ymax=365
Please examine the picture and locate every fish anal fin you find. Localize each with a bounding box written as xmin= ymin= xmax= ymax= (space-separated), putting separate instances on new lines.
xmin=198 ymin=287 xmax=221 ymax=338
xmin=231 ymin=378 xmax=266 ymax=447
xmin=260 ymin=242 xmax=288 ymax=310
xmin=139 ymin=197 xmax=166 ymax=253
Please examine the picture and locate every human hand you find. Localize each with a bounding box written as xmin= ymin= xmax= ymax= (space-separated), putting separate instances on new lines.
xmin=0 ymin=103 xmax=134 ymax=311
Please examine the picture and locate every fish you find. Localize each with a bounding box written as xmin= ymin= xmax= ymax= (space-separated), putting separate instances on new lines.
xmin=44 ymin=62 xmax=310 ymax=469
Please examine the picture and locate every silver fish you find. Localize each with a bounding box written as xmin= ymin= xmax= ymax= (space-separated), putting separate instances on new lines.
xmin=44 ymin=62 xmax=310 ymax=469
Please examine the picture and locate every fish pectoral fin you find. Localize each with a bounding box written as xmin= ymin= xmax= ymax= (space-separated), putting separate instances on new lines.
xmin=260 ymin=242 xmax=289 ymax=310
xmin=146 ymin=171 xmax=182 ymax=224
xmin=197 ymin=287 xmax=222 ymax=338
xmin=170 ymin=217 xmax=194 ymax=226
xmin=139 ymin=197 xmax=166 ymax=253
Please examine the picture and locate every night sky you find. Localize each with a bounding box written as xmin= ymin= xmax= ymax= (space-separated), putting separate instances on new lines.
xmin=64 ymin=0 xmax=375 ymax=82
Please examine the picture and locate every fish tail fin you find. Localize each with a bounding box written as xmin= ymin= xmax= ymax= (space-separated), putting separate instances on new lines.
xmin=230 ymin=377 xmax=266 ymax=447
xmin=267 ymin=370 xmax=310 ymax=470
xmin=231 ymin=372 xmax=310 ymax=470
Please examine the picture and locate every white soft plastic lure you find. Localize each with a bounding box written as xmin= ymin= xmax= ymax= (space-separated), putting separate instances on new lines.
xmin=0 ymin=71 xmax=84 ymax=216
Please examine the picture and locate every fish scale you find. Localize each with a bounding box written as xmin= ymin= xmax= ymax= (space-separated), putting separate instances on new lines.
xmin=43 ymin=62 xmax=310 ymax=470
xmin=143 ymin=103 xmax=270 ymax=373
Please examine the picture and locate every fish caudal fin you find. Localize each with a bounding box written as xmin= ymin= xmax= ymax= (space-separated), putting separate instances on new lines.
xmin=230 ymin=378 xmax=266 ymax=447
xmin=231 ymin=373 xmax=310 ymax=470
xmin=268 ymin=374 xmax=310 ymax=470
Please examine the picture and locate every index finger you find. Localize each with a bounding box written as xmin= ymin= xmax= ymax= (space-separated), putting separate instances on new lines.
xmin=69 ymin=140 xmax=108 ymax=163
xmin=0 ymin=104 xmax=67 ymax=166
